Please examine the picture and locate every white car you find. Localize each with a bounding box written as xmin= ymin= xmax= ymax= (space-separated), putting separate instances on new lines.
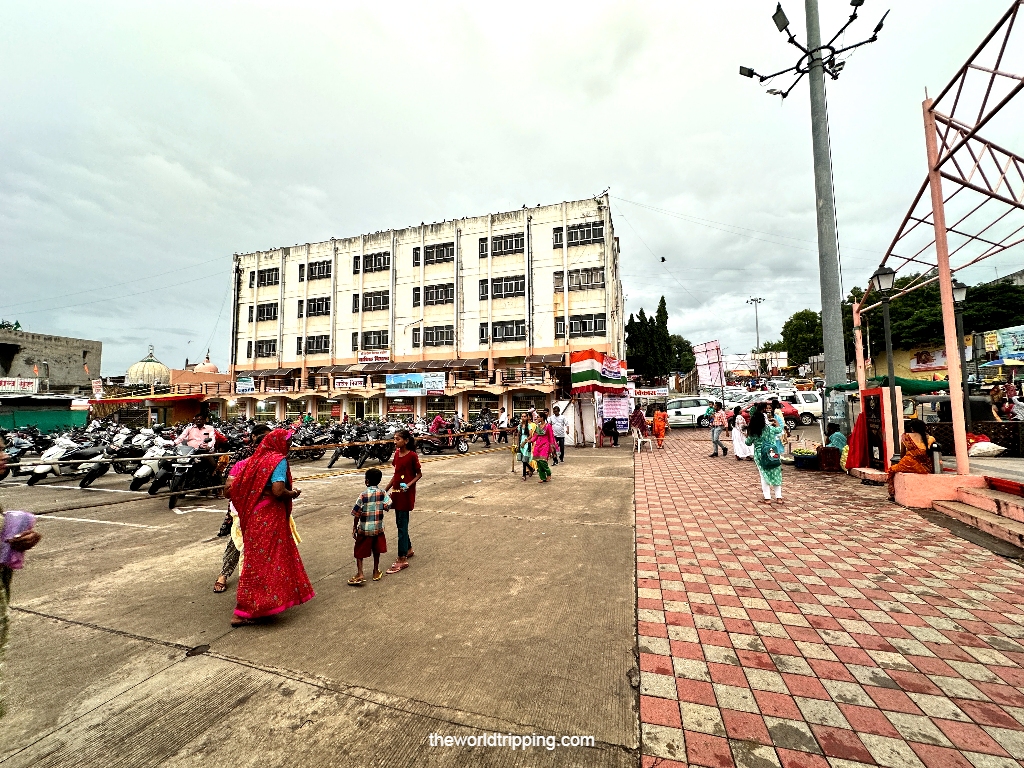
xmin=779 ymin=391 xmax=823 ymax=425
xmin=665 ymin=396 xmax=715 ymax=428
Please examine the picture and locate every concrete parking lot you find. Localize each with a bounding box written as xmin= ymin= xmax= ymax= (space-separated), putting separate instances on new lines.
xmin=1 ymin=443 xmax=638 ymax=767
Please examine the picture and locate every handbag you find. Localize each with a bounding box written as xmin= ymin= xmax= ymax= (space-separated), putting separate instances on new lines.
xmin=759 ymin=440 xmax=781 ymax=469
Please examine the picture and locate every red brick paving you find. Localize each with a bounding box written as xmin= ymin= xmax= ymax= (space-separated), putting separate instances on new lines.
xmin=637 ymin=431 xmax=1024 ymax=767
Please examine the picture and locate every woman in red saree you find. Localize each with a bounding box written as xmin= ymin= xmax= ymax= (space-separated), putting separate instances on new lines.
xmin=886 ymin=419 xmax=935 ymax=500
xmin=227 ymin=429 xmax=315 ymax=626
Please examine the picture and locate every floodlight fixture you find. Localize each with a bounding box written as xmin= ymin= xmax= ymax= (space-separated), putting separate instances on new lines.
xmin=739 ymin=66 xmax=756 ymax=78
xmin=772 ymin=3 xmax=790 ymax=33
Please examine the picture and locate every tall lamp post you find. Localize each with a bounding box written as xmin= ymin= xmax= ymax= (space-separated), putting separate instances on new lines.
xmin=748 ymin=297 xmax=765 ymax=374
xmin=870 ymin=266 xmax=901 ymax=467
xmin=951 ymin=279 xmax=971 ymax=432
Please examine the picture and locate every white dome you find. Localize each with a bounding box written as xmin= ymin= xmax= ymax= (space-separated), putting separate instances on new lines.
xmin=126 ymin=346 xmax=171 ymax=386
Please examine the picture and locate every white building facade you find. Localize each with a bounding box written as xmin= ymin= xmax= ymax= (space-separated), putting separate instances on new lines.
xmin=228 ymin=195 xmax=624 ymax=421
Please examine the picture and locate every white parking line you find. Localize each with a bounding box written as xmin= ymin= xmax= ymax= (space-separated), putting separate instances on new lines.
xmin=38 ymin=516 xmax=166 ymax=529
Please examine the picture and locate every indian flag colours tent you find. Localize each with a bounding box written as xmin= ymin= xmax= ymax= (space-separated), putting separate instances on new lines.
xmin=570 ymin=350 xmax=627 ymax=394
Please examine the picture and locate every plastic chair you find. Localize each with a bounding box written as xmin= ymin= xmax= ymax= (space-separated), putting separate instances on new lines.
xmin=633 ymin=428 xmax=653 ymax=453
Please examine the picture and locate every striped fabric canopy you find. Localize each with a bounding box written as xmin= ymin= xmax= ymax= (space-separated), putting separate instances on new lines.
xmin=570 ymin=350 xmax=627 ymax=394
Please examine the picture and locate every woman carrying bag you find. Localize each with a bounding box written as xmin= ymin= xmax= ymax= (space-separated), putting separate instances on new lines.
xmin=746 ymin=403 xmax=784 ymax=504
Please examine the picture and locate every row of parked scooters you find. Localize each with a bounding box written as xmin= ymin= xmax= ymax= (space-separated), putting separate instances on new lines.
xmin=1 ymin=415 xmax=501 ymax=505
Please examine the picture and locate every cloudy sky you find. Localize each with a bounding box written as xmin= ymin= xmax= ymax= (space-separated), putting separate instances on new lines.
xmin=3 ymin=0 xmax=1022 ymax=375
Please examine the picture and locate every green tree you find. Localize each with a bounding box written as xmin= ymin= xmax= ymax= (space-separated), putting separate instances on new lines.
xmin=652 ymin=296 xmax=672 ymax=378
xmin=781 ymin=309 xmax=823 ymax=366
xmin=669 ymin=334 xmax=695 ymax=373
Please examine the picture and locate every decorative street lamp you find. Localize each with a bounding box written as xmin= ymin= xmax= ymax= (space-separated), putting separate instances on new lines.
xmin=951 ymin=278 xmax=971 ymax=431
xmin=869 ymin=266 xmax=901 ymax=467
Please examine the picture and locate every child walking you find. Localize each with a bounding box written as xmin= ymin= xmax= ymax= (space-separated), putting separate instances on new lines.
xmin=384 ymin=429 xmax=422 ymax=574
xmin=349 ymin=468 xmax=390 ymax=585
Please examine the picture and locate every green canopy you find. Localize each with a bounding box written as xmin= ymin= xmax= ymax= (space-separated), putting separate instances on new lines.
xmin=826 ymin=377 xmax=950 ymax=395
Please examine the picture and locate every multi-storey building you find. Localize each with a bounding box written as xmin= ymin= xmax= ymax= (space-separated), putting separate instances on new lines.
xmin=228 ymin=194 xmax=624 ymax=421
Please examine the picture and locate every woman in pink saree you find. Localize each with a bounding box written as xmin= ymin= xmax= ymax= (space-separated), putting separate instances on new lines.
xmin=227 ymin=429 xmax=315 ymax=627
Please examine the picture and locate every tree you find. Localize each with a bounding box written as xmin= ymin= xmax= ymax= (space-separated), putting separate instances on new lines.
xmin=669 ymin=334 xmax=695 ymax=373
xmin=652 ymin=297 xmax=672 ymax=378
xmin=781 ymin=310 xmax=823 ymax=366
xmin=626 ymin=297 xmax=678 ymax=382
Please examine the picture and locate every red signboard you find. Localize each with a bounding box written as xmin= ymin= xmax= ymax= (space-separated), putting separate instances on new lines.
xmin=388 ymin=403 xmax=414 ymax=414
xmin=330 ymin=404 xmax=341 ymax=419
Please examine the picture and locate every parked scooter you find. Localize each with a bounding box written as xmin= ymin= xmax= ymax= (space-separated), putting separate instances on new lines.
xmin=27 ymin=437 xmax=105 ymax=485
xmin=130 ymin=436 xmax=175 ymax=491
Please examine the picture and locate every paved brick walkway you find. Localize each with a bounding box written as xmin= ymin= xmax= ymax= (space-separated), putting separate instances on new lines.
xmin=636 ymin=430 xmax=1024 ymax=768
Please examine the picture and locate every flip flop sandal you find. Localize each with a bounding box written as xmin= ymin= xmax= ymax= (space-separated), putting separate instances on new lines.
xmin=385 ymin=562 xmax=408 ymax=575
xmin=347 ymin=576 xmax=366 ymax=586
xmin=372 ymin=571 xmax=384 ymax=581
xmin=406 ymin=550 xmax=414 ymax=558
xmin=213 ymin=580 xmax=227 ymax=593
xmin=230 ymin=617 xmax=255 ymax=627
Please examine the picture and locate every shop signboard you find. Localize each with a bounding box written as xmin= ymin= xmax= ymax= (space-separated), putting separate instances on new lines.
xmin=0 ymin=377 xmax=38 ymax=394
xmin=236 ymin=377 xmax=256 ymax=394
xmin=424 ymin=371 xmax=446 ymax=395
xmin=909 ymin=348 xmax=948 ymax=373
xmin=91 ymin=379 xmax=104 ymax=398
xmin=388 ymin=402 xmax=415 ymax=414
xmin=633 ymin=387 xmax=668 ymax=398
xmin=996 ymin=324 xmax=1024 ymax=359
xmin=333 ymin=377 xmax=365 ymax=389
xmin=358 ymin=350 xmax=391 ymax=364
xmin=985 ymin=331 xmax=1000 ymax=352
xmin=330 ymin=404 xmax=342 ymax=419
xmin=602 ymin=392 xmax=630 ymax=434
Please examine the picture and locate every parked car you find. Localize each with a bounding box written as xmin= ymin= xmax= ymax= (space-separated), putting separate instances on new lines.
xmin=790 ymin=378 xmax=815 ymax=391
xmin=746 ymin=398 xmax=801 ymax=430
xmin=779 ymin=391 xmax=824 ymax=425
xmin=664 ymin=396 xmax=715 ymax=428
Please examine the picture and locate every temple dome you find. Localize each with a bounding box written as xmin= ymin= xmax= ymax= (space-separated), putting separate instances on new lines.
xmin=125 ymin=346 xmax=171 ymax=386
xmin=193 ymin=353 xmax=220 ymax=374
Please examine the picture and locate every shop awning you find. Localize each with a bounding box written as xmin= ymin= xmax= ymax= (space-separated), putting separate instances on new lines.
xmin=526 ymin=354 xmax=566 ymax=364
xmin=323 ymin=365 xmax=352 ymax=373
xmin=234 ymin=370 xmax=255 ymax=378
xmin=413 ymin=360 xmax=448 ymax=370
xmin=362 ymin=363 xmax=387 ymax=372
xmin=89 ymin=393 xmax=206 ymax=406
xmin=445 ymin=358 xmax=486 ymax=369
xmin=254 ymin=368 xmax=298 ymax=378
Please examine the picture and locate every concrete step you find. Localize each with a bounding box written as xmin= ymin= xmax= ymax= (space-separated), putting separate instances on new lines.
xmin=933 ymin=500 xmax=1024 ymax=549
xmin=957 ymin=486 xmax=1024 ymax=524
xmin=850 ymin=467 xmax=887 ymax=483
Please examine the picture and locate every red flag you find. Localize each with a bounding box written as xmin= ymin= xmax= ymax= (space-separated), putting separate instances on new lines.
xmin=33 ymin=364 xmax=38 ymax=375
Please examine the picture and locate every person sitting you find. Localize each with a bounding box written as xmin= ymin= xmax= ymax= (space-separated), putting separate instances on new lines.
xmin=630 ymin=405 xmax=649 ymax=437
xmin=429 ymin=413 xmax=447 ymax=434
xmin=886 ymin=418 xmax=936 ymax=500
xmin=825 ymin=423 xmax=847 ymax=450
xmin=602 ymin=417 xmax=620 ymax=447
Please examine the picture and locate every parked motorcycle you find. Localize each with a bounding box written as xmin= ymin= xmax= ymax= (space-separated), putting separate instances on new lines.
xmin=417 ymin=421 xmax=469 ymax=455
xmin=130 ymin=437 xmax=175 ymax=491
xmin=26 ymin=437 xmax=105 ymax=485
xmin=165 ymin=440 xmax=218 ymax=509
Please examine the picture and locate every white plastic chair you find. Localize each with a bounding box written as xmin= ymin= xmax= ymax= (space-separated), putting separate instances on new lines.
xmin=633 ymin=428 xmax=653 ymax=453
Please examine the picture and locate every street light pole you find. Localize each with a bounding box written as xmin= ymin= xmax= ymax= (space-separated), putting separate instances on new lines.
xmin=804 ymin=0 xmax=846 ymax=389
xmin=952 ymin=280 xmax=971 ymax=432
xmin=747 ymin=297 xmax=765 ymax=373
xmin=871 ymin=267 xmax=901 ymax=468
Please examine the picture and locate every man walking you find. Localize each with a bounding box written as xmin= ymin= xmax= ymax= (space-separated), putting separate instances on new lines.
xmin=709 ymin=402 xmax=729 ymax=457
xmin=477 ymin=404 xmax=493 ymax=448
xmin=548 ymin=406 xmax=567 ymax=465
xmin=497 ymin=407 xmax=509 ymax=443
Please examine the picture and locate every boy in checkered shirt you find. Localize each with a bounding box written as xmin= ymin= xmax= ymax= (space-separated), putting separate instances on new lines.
xmin=349 ymin=468 xmax=391 ymax=586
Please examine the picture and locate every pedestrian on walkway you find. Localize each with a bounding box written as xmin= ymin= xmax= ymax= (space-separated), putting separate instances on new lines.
xmin=730 ymin=406 xmax=754 ymax=461
xmin=769 ymin=398 xmax=787 ymax=456
xmin=385 ymin=429 xmax=421 ymax=574
xmin=652 ymin=405 xmax=668 ymax=448
xmin=349 ymin=468 xmax=390 ymax=585
xmin=529 ymin=411 xmax=555 ymax=483
xmin=517 ymin=413 xmax=536 ymax=479
xmin=0 ymin=505 xmax=41 ymax=718
xmin=709 ymin=402 xmax=729 ymax=457
xmin=228 ymin=429 xmax=315 ymax=627
xmin=497 ymin=407 xmax=509 ymax=443
xmin=548 ymin=406 xmax=567 ymax=463
xmin=214 ymin=424 xmax=271 ymax=594
xmin=746 ymin=404 xmax=784 ymax=504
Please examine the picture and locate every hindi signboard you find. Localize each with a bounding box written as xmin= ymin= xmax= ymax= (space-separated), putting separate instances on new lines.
xmin=333 ymin=377 xmax=365 ymax=389
xmin=358 ymin=350 xmax=391 ymax=364
xmin=91 ymin=379 xmax=104 ymax=398
xmin=235 ymin=377 xmax=256 ymax=394
xmin=0 ymin=378 xmax=38 ymax=394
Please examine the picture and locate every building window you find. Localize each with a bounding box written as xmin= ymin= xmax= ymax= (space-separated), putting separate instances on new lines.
xmin=491 ymin=275 xmax=525 ymax=298
xmin=248 ymin=305 xmax=254 ymax=322
xmin=490 ymin=320 xmax=527 ymax=342
xmin=412 ymin=327 xmax=421 ymax=347
xmin=478 ymin=237 xmax=488 ymax=258
xmin=479 ymin=322 xmax=488 ymax=343
xmin=424 ymin=242 xmax=454 ymax=265
xmin=305 ymin=334 xmax=330 ymax=354
xmin=298 ymin=264 xmax=305 ymax=282
xmin=256 ymin=267 xmax=280 ymax=287
xmin=255 ymin=339 xmax=277 ymax=357
xmin=424 ymin=283 xmax=454 ymax=305
xmin=256 ymin=302 xmax=278 ymax=322
xmin=423 ymin=325 xmax=453 ymax=347
xmin=553 ymin=221 xmax=604 ymax=248
xmin=479 ymin=279 xmax=488 ymax=300
xmin=306 ymin=296 xmax=330 ymax=317
xmin=491 ymin=232 xmax=524 ymax=257
xmin=362 ymin=290 xmax=390 ymax=312
xmin=554 ymin=268 xmax=605 ymax=291
xmin=363 ymin=251 xmax=391 ymax=273
xmin=246 ymin=340 xmax=253 ymax=358
xmin=352 ymin=331 xmax=359 ymax=351
xmin=568 ymin=313 xmax=606 ymax=338
xmin=362 ymin=330 xmax=389 ymax=349
xmin=413 ymin=287 xmax=421 ymax=307
xmin=353 ymin=255 xmax=361 ymax=274
xmin=353 ymin=293 xmax=360 ymax=313
xmin=555 ymin=317 xmax=566 ymax=338
xmin=307 ymin=260 xmax=331 ymax=281
xmin=297 ymin=336 xmax=304 ymax=354
xmin=249 ymin=271 xmax=255 ymax=288
xmin=297 ymin=299 xmax=304 ymax=318
xmin=413 ymin=247 xmax=421 ymax=268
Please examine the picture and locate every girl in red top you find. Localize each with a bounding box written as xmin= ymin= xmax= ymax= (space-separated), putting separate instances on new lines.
xmin=384 ymin=429 xmax=422 ymax=574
